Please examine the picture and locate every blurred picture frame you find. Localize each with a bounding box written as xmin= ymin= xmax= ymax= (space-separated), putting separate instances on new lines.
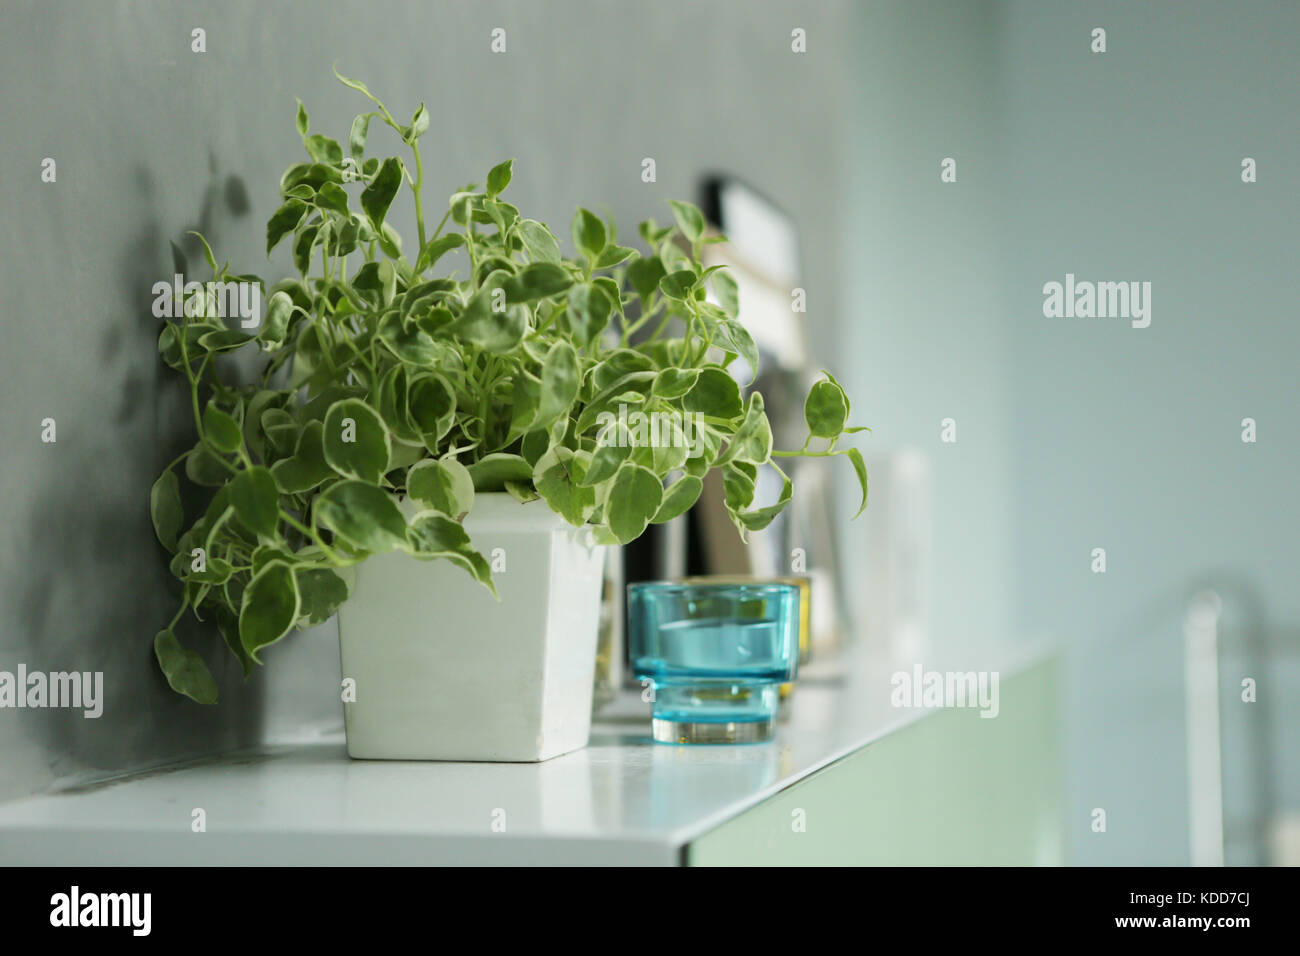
xmin=682 ymin=175 xmax=849 ymax=652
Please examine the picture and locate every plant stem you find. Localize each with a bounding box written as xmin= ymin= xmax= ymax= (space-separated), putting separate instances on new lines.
xmin=412 ymin=142 xmax=427 ymax=252
xmin=772 ymin=449 xmax=841 ymax=458
xmin=429 ymin=207 xmax=452 ymax=244
xmin=281 ymin=510 xmax=346 ymax=566
xmin=645 ymin=310 xmax=675 ymax=343
xmin=175 ymin=316 xmax=208 ymax=443
xmin=162 ymin=448 xmax=190 ymax=475
xmin=167 ymin=598 xmax=190 ymax=631
xmin=621 ymin=300 xmax=664 ymax=344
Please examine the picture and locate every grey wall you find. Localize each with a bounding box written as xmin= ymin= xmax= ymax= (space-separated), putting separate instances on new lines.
xmin=0 ymin=0 xmax=859 ymax=799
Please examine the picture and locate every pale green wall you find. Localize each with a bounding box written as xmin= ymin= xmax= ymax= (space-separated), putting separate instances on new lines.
xmin=840 ymin=0 xmax=1018 ymax=668
xmin=838 ymin=0 xmax=1298 ymax=865
xmin=995 ymin=0 xmax=1300 ymax=865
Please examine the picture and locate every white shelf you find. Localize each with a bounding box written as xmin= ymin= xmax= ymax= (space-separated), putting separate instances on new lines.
xmin=0 ymin=648 xmax=958 ymax=865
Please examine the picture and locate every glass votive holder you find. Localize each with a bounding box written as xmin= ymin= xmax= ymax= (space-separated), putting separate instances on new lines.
xmin=627 ymin=581 xmax=801 ymax=744
xmin=683 ymin=575 xmax=812 ymax=704
xmin=682 ymin=575 xmax=812 ymax=665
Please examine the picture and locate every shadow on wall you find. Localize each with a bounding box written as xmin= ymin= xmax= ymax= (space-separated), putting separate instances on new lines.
xmin=1 ymin=154 xmax=269 ymax=797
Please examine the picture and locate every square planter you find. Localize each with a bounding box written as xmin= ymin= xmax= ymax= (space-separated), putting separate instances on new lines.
xmin=337 ymin=494 xmax=606 ymax=761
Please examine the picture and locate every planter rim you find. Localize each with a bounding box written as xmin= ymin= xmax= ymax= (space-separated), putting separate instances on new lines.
xmin=464 ymin=492 xmax=569 ymax=531
xmin=397 ymin=491 xmax=577 ymax=533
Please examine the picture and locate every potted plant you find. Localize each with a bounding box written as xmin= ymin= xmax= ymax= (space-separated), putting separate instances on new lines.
xmin=149 ymin=70 xmax=870 ymax=761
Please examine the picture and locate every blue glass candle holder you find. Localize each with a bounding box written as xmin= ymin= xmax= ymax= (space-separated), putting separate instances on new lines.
xmin=627 ymin=582 xmax=801 ymax=744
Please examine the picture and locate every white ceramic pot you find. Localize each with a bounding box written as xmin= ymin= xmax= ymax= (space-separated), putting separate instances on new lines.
xmin=337 ymin=494 xmax=606 ymax=761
